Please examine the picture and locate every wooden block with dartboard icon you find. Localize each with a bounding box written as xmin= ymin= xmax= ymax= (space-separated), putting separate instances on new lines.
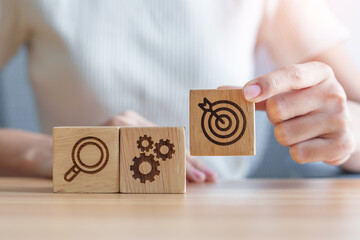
xmin=190 ymin=89 xmax=255 ymax=156
xmin=119 ymin=127 xmax=186 ymax=193
xmin=53 ymin=127 xmax=120 ymax=193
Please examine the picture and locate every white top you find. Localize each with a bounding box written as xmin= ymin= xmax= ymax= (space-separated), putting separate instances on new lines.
xmin=0 ymin=0 xmax=348 ymax=179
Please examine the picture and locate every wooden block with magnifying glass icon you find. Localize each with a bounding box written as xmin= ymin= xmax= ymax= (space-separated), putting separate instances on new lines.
xmin=119 ymin=127 xmax=186 ymax=194
xmin=190 ymin=89 xmax=255 ymax=156
xmin=53 ymin=127 xmax=120 ymax=193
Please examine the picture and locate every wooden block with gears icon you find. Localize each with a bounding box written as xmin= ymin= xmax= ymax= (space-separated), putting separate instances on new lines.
xmin=119 ymin=127 xmax=186 ymax=193
xmin=190 ymin=89 xmax=255 ymax=156
xmin=53 ymin=127 xmax=120 ymax=193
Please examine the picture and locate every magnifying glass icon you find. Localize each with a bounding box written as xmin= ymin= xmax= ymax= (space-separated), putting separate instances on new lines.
xmin=64 ymin=136 xmax=109 ymax=182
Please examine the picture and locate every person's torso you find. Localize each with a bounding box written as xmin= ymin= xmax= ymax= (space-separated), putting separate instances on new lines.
xmin=24 ymin=0 xmax=265 ymax=179
xmin=27 ymin=0 xmax=263 ymax=130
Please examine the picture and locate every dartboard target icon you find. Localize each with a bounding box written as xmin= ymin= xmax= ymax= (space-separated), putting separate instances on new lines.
xmin=198 ymin=98 xmax=247 ymax=146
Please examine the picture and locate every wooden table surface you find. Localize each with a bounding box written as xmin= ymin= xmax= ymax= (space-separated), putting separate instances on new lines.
xmin=1 ymin=178 xmax=360 ymax=240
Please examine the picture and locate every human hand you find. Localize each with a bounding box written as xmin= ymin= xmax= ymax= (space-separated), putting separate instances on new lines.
xmin=104 ymin=110 xmax=217 ymax=182
xmin=221 ymin=62 xmax=356 ymax=166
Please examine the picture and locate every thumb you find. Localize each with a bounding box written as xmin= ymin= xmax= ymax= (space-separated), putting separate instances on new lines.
xmin=217 ymin=85 xmax=267 ymax=111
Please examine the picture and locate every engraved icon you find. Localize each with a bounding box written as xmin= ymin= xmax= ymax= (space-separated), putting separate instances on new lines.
xmin=154 ymin=139 xmax=175 ymax=161
xmin=130 ymin=135 xmax=175 ymax=183
xmin=131 ymin=153 xmax=160 ymax=183
xmin=64 ymin=136 xmax=109 ymax=182
xmin=198 ymin=97 xmax=246 ymax=146
xmin=137 ymin=135 xmax=154 ymax=152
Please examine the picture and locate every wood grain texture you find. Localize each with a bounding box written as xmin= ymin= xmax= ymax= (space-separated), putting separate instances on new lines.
xmin=53 ymin=127 xmax=120 ymax=193
xmin=190 ymin=89 xmax=255 ymax=156
xmin=120 ymin=127 xmax=186 ymax=193
xmin=2 ymin=178 xmax=360 ymax=240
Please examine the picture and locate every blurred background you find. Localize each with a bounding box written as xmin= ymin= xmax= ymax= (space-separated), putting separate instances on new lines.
xmin=1 ymin=0 xmax=358 ymax=132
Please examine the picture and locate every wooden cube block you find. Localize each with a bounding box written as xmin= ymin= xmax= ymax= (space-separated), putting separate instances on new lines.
xmin=53 ymin=127 xmax=120 ymax=193
xmin=190 ymin=89 xmax=255 ymax=156
xmin=120 ymin=127 xmax=186 ymax=193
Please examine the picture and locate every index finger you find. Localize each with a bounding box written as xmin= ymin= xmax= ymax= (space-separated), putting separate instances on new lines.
xmin=243 ymin=62 xmax=333 ymax=102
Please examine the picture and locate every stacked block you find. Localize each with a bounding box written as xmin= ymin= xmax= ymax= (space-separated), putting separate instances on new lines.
xmin=120 ymin=127 xmax=186 ymax=193
xmin=189 ymin=89 xmax=255 ymax=156
xmin=53 ymin=127 xmax=120 ymax=193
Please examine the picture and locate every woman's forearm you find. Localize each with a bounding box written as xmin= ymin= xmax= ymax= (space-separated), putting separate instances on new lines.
xmin=311 ymin=47 xmax=360 ymax=172
xmin=341 ymin=101 xmax=360 ymax=172
xmin=0 ymin=128 xmax=52 ymax=177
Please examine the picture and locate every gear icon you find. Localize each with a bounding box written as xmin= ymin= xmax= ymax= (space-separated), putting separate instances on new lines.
xmin=154 ymin=139 xmax=175 ymax=161
xmin=130 ymin=153 xmax=160 ymax=183
xmin=137 ymin=135 xmax=154 ymax=152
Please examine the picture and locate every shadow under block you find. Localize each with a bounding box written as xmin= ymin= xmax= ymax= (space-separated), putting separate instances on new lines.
xmin=120 ymin=127 xmax=186 ymax=193
xmin=190 ymin=89 xmax=255 ymax=156
xmin=53 ymin=127 xmax=120 ymax=193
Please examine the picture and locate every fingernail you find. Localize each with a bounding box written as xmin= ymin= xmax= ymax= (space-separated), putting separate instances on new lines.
xmin=204 ymin=167 xmax=216 ymax=177
xmin=244 ymin=84 xmax=261 ymax=100
xmin=205 ymin=169 xmax=218 ymax=182
xmin=193 ymin=169 xmax=206 ymax=181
